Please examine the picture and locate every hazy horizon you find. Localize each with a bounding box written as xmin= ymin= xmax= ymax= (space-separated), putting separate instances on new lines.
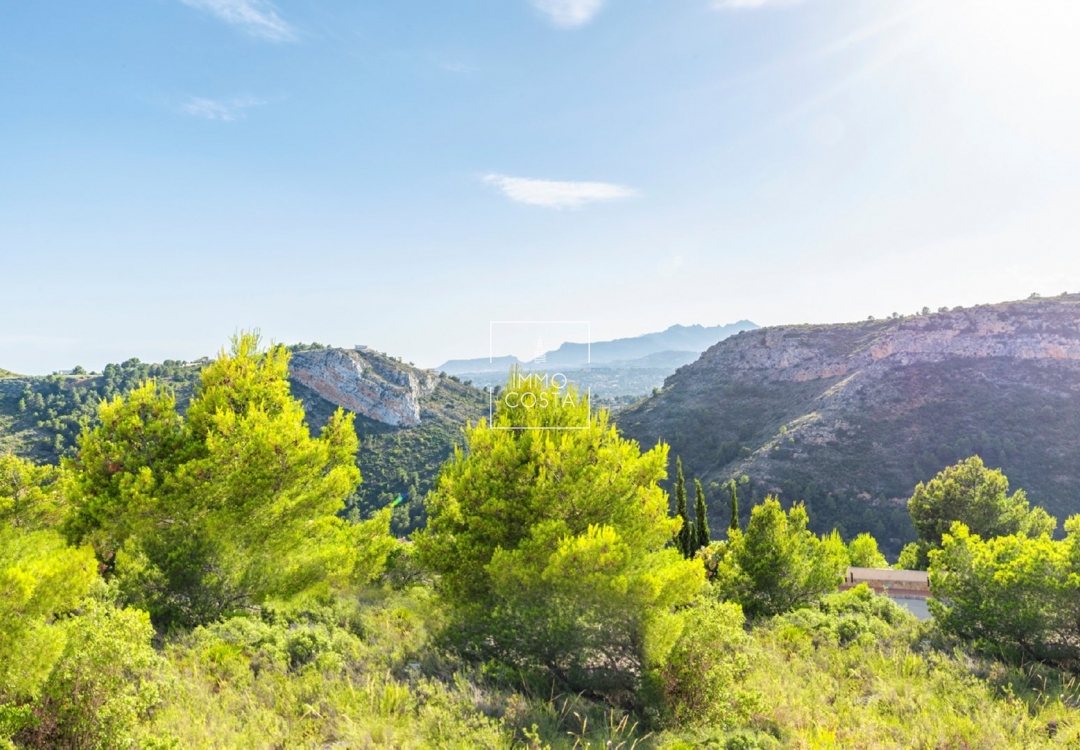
xmin=4 ymin=316 xmax=762 ymax=375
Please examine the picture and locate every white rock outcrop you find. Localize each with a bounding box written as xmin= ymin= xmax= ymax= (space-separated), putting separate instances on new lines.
xmin=289 ymin=349 xmax=437 ymax=428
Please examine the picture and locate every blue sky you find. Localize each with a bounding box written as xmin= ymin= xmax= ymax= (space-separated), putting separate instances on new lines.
xmin=2 ymin=0 xmax=1079 ymax=373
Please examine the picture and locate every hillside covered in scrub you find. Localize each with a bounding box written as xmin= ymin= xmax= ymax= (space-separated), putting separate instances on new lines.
xmin=0 ymin=346 xmax=486 ymax=535
xmin=617 ymin=294 xmax=1080 ymax=555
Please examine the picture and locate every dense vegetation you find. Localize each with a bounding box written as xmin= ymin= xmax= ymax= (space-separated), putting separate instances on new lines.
xmin=2 ymin=342 xmax=1079 ymax=748
xmin=0 ymin=360 xmax=202 ymax=461
xmin=0 ymin=350 xmax=487 ymax=539
xmin=899 ymin=456 xmax=1055 ymax=569
xmin=915 ymin=460 xmax=1080 ymax=668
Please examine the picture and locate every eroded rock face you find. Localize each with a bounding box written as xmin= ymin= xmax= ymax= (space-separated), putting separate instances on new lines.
xmin=679 ymin=297 xmax=1080 ymax=491
xmin=288 ymin=349 xmax=437 ymax=428
xmin=698 ymin=297 xmax=1080 ymax=384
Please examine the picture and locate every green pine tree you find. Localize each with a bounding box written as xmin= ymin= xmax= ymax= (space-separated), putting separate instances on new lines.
xmin=729 ymin=480 xmax=740 ymax=535
xmin=415 ymin=370 xmax=703 ymax=697
xmin=675 ymin=457 xmax=691 ymax=557
xmin=693 ymin=478 xmax=710 ymax=554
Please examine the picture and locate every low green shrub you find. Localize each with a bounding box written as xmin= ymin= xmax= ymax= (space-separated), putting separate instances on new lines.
xmin=17 ymin=600 xmax=163 ymax=750
xmin=650 ymin=599 xmax=760 ymax=729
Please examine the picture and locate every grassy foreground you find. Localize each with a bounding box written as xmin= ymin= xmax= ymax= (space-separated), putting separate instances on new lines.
xmin=133 ymin=585 xmax=1077 ymax=749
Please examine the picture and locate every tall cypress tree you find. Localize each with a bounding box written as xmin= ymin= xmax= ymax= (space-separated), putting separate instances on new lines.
xmin=729 ymin=480 xmax=740 ymax=535
xmin=693 ymin=478 xmax=710 ymax=554
xmin=674 ymin=457 xmax=691 ymax=557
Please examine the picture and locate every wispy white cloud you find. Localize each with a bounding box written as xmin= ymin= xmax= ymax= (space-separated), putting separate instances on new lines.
xmin=530 ymin=0 xmax=606 ymax=28
xmin=483 ymin=174 xmax=638 ymax=209
xmin=180 ymin=0 xmax=295 ymax=41
xmin=181 ymin=96 xmax=267 ymax=121
xmin=711 ymin=0 xmax=804 ymax=10
xmin=438 ymin=60 xmax=476 ymax=74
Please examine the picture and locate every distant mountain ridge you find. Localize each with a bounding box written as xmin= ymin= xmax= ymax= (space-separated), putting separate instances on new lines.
xmin=437 ymin=321 xmax=758 ymax=374
xmin=436 ymin=355 xmax=520 ymax=375
xmin=616 ymin=294 xmax=1080 ymax=555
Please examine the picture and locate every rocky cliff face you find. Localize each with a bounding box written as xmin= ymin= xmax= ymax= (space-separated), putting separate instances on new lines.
xmin=289 ymin=349 xmax=439 ymax=428
xmin=704 ymin=298 xmax=1080 ymax=383
xmin=617 ymin=295 xmax=1080 ymax=555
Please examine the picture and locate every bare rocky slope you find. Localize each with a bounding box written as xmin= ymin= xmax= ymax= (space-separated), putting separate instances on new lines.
xmin=290 ymin=348 xmax=440 ymax=428
xmin=616 ymin=294 xmax=1080 ymax=555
